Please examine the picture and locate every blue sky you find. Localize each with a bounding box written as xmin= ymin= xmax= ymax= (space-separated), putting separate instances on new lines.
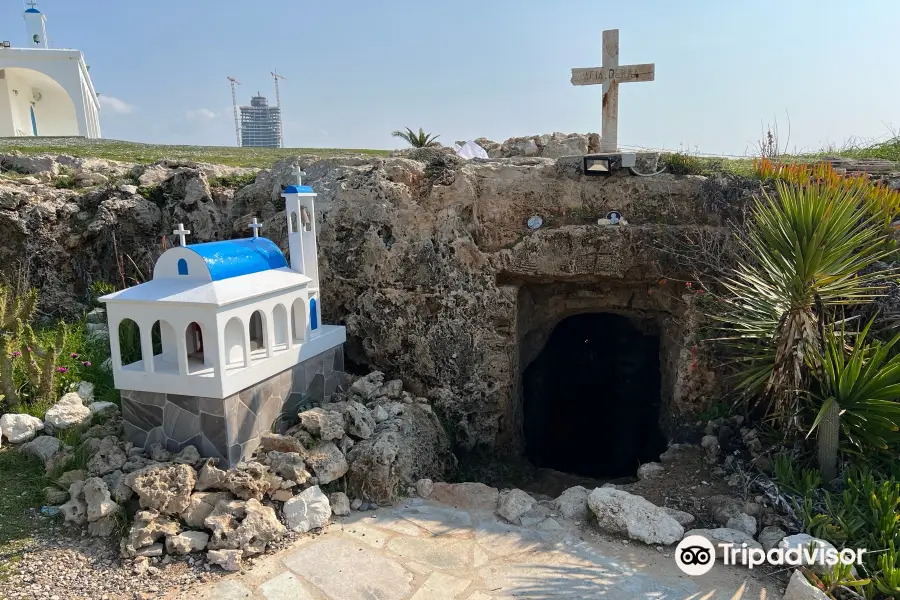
xmin=3 ymin=0 xmax=898 ymax=154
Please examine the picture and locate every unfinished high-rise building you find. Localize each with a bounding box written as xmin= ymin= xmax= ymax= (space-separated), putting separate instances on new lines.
xmin=240 ymin=94 xmax=281 ymax=148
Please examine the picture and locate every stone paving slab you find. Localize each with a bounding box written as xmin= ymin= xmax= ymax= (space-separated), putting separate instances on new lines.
xmin=183 ymin=497 xmax=779 ymax=600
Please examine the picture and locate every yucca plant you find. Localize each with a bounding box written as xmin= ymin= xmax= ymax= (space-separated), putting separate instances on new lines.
xmin=717 ymin=180 xmax=892 ymax=440
xmin=811 ymin=322 xmax=900 ymax=479
xmin=391 ymin=127 xmax=440 ymax=148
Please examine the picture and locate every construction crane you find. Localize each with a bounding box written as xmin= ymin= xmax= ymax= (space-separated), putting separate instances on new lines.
xmin=270 ymin=70 xmax=285 ymax=147
xmin=227 ymin=75 xmax=241 ymax=147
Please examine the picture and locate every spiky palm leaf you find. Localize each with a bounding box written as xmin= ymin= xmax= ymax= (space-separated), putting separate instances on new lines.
xmin=716 ymin=180 xmax=893 ymax=430
xmin=391 ymin=127 xmax=440 ymax=148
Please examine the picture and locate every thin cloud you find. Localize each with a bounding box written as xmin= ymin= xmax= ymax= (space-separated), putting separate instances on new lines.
xmin=186 ymin=108 xmax=217 ymax=120
xmin=98 ymin=95 xmax=134 ymax=114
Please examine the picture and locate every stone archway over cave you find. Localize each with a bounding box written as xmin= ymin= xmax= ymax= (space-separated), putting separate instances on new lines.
xmin=522 ymin=312 xmax=667 ymax=478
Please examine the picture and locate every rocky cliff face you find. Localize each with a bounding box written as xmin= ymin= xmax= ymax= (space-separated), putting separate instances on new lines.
xmin=0 ymin=148 xmax=735 ymax=453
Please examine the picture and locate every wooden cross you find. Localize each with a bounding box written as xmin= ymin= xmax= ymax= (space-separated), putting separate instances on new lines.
xmin=571 ymin=29 xmax=655 ymax=152
xmin=172 ymin=223 xmax=190 ymax=246
xmin=248 ymin=217 xmax=262 ymax=238
xmin=293 ymin=166 xmax=305 ymax=186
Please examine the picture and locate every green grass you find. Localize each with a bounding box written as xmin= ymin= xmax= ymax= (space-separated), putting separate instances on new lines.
xmin=0 ymin=449 xmax=49 ymax=580
xmin=0 ymin=137 xmax=390 ymax=168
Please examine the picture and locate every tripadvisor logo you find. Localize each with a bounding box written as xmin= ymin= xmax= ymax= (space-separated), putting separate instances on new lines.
xmin=674 ymin=535 xmax=865 ymax=575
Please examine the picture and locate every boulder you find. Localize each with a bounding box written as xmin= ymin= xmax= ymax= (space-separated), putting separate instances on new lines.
xmin=267 ymin=451 xmax=308 ymax=482
xmin=60 ymin=482 xmax=88 ymax=525
xmin=82 ymin=477 xmax=119 ymax=522
xmin=102 ymin=470 xmax=133 ymax=503
xmin=497 ymin=489 xmax=536 ymax=525
xmin=22 ymin=435 xmax=61 ymax=463
xmin=88 ymin=515 xmax=118 ymax=538
xmin=125 ymin=463 xmax=197 ymax=514
xmin=726 ymin=513 xmax=758 ymax=537
xmin=684 ymin=528 xmax=762 ymax=560
xmin=636 ymin=462 xmax=665 ymax=480
xmin=0 ymin=413 xmax=44 ymax=443
xmin=44 ymin=486 xmax=69 ymax=505
xmin=588 ymin=488 xmax=684 ymax=545
xmin=299 ymin=407 xmax=345 ymax=441
xmin=346 ymin=403 xmax=454 ymax=504
xmin=554 ymin=486 xmax=590 ymax=521
xmin=778 ymin=534 xmax=843 ymax=575
xmin=260 ymin=432 xmax=306 ymax=455
xmin=348 ymin=371 xmax=384 ymax=399
xmin=86 ymin=436 xmax=127 ymax=476
xmin=195 ymin=460 xmax=274 ymax=500
xmin=758 ymin=525 xmax=787 ymax=552
xmin=173 ymin=445 xmax=201 ymax=465
xmin=88 ymin=402 xmax=118 ymax=416
xmin=284 ymin=486 xmax=332 ymax=532
xmin=783 ymin=569 xmax=830 ymax=600
xmin=305 ymin=441 xmax=349 ymax=484
xmin=329 ymin=492 xmax=351 ymax=516
xmin=121 ymin=510 xmax=181 ymax=557
xmin=75 ymin=381 xmax=95 ymax=402
xmin=415 ymin=478 xmax=434 ymax=499
xmin=134 ymin=543 xmax=163 ymax=558
xmin=374 ymin=379 xmax=403 ymax=399
xmin=207 ymin=549 xmax=242 ymax=572
xmin=204 ymin=498 xmax=285 ymax=555
xmin=180 ymin=491 xmax=235 ymax=528
xmin=661 ymin=507 xmax=696 ymax=528
xmin=430 ymin=482 xmax=499 ymax=511
xmin=165 ymin=531 xmax=209 ymax=554
xmin=329 ymin=401 xmax=375 ymax=440
xmin=44 ymin=392 xmax=92 ymax=430
xmin=707 ymin=495 xmax=746 ymax=525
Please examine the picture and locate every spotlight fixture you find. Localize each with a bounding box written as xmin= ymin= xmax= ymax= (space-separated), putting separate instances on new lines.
xmin=1 ymin=41 xmax=11 ymax=48
xmin=582 ymin=153 xmax=638 ymax=177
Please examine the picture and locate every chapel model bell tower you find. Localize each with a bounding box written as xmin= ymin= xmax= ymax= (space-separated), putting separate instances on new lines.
xmin=282 ymin=168 xmax=322 ymax=333
xmin=23 ymin=2 xmax=49 ymax=48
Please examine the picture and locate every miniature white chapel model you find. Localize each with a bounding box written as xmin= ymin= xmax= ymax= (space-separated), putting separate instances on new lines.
xmin=100 ymin=169 xmax=346 ymax=400
xmin=0 ymin=1 xmax=101 ymax=138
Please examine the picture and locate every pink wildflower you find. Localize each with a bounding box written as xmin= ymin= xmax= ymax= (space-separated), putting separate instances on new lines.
xmin=82 ymin=361 xmax=92 ymax=367
xmin=55 ymin=366 xmax=68 ymax=373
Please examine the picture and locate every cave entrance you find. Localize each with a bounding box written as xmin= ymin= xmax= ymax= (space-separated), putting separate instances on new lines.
xmin=523 ymin=312 xmax=667 ymax=479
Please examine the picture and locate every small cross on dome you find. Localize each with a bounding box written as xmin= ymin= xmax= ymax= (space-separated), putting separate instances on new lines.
xmin=172 ymin=223 xmax=190 ymax=246
xmin=248 ymin=217 xmax=263 ymax=238
xmin=26 ymin=0 xmax=38 ymax=8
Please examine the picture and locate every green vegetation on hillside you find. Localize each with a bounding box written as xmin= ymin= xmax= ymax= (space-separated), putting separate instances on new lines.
xmin=0 ymin=137 xmax=389 ymax=168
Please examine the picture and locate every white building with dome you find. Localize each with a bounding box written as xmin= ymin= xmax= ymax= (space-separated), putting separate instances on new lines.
xmin=100 ymin=176 xmax=344 ymax=400
xmin=0 ymin=2 xmax=101 ymax=138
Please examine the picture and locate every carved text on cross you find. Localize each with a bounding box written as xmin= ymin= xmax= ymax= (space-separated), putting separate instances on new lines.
xmin=248 ymin=217 xmax=262 ymax=238
xmin=173 ymin=223 xmax=190 ymax=246
xmin=570 ymin=29 xmax=655 ymax=152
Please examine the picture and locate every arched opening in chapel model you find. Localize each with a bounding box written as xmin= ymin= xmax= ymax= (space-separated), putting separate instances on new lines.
xmin=0 ymin=2 xmax=102 ymax=138
xmin=100 ymin=171 xmax=343 ymax=401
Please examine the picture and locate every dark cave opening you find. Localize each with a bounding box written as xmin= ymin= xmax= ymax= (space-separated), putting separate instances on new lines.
xmin=523 ymin=312 xmax=668 ymax=479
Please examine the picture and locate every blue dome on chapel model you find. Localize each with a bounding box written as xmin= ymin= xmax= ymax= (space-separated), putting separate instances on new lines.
xmin=284 ymin=185 xmax=314 ymax=194
xmin=183 ymin=237 xmax=288 ymax=281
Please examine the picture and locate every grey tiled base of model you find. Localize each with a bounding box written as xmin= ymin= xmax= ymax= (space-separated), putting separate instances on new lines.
xmin=121 ymin=345 xmax=346 ymax=466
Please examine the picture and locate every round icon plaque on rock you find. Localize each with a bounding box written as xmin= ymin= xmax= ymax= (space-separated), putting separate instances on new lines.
xmin=527 ymin=216 xmax=543 ymax=230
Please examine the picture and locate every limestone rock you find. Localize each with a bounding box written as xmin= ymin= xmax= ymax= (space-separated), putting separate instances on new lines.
xmin=195 ymin=460 xmax=230 ymax=491
xmin=83 ymin=477 xmax=119 ymax=522
xmin=207 ymin=549 xmax=242 ymax=572
xmin=260 ymin=432 xmax=306 ymax=455
xmin=88 ymin=402 xmax=117 ymax=416
xmin=305 ymin=441 xmax=348 ymax=484
xmin=195 ymin=460 xmax=273 ymax=500
xmin=173 ymin=445 xmax=201 ymax=465
xmin=554 ymin=486 xmax=589 ymax=521
xmin=125 ymin=463 xmax=197 ymax=514
xmin=0 ymin=413 xmax=44 ymax=443
xmin=778 ymin=534 xmax=842 ymax=575
xmin=45 ymin=486 xmax=69 ymax=505
xmin=102 ymin=470 xmax=133 ymax=503
xmin=373 ymin=405 xmax=389 ymax=423
xmin=588 ymin=488 xmax=684 ymax=545
xmin=121 ymin=510 xmax=181 ymax=558
xmin=430 ymin=482 xmax=500 ymax=511
xmin=329 ymin=401 xmax=375 ymax=440
xmin=165 ymin=531 xmax=209 ymax=554
xmin=415 ymin=478 xmax=434 ymax=499
xmin=180 ymin=492 xmax=235 ymax=528
xmin=726 ymin=512 xmax=758 ymax=537
xmin=44 ymin=392 xmax=92 ymax=430
xmin=659 ymin=444 xmax=691 ymax=463
xmin=329 ymin=492 xmax=350 ymax=516
xmin=662 ymin=507 xmax=696 ymax=528
xmin=299 ymin=407 xmax=345 ymax=441
xmin=75 ymin=381 xmax=95 ymax=402
xmin=58 ymin=469 xmax=86 ymax=487
xmin=374 ymin=379 xmax=403 ymax=399
xmin=348 ymin=371 xmax=384 ymax=399
xmin=758 ymin=525 xmax=787 ymax=552
xmin=284 ymin=486 xmax=332 ymax=532
xmin=783 ymin=569 xmax=830 ymax=600
xmin=707 ymin=494 xmax=746 ymax=525
xmin=684 ymin=528 xmax=762 ymax=561
xmin=636 ymin=462 xmax=665 ymax=480
xmin=497 ymin=489 xmax=536 ymax=525
xmin=149 ymin=443 xmax=172 ymax=462
xmin=88 ymin=515 xmax=118 ymax=538
xmin=60 ymin=482 xmax=88 ymax=525
xmin=119 ymin=184 xmax=138 ymax=195
xmin=22 ymin=435 xmax=61 ymax=463
xmin=134 ymin=543 xmax=163 ymax=558
xmin=87 ymin=436 xmax=127 ymax=476
xmin=346 ymin=403 xmax=453 ymax=504
xmin=267 ymin=451 xmax=307 ymax=482
xmin=204 ymin=498 xmax=285 ymax=555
